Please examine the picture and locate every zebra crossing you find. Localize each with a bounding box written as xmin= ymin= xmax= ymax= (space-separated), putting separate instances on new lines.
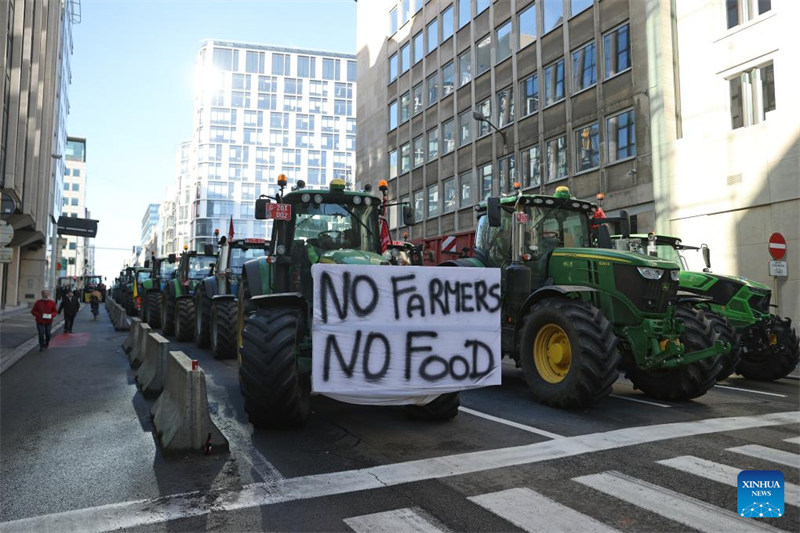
xmin=341 ymin=439 xmax=799 ymax=532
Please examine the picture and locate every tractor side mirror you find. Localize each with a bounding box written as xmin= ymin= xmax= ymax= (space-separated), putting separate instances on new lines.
xmin=487 ymin=197 xmax=501 ymax=227
xmin=255 ymin=197 xmax=270 ymax=220
xmin=618 ymin=210 xmax=630 ymax=238
xmin=203 ymin=244 xmax=215 ymax=256
xmin=402 ymin=205 xmax=415 ymax=226
xmin=144 ymin=259 xmax=150 ymax=268
xmin=595 ymin=226 xmax=612 ymax=249
xmin=701 ymin=244 xmax=711 ymax=272
xmin=167 ymin=253 xmax=176 ymax=264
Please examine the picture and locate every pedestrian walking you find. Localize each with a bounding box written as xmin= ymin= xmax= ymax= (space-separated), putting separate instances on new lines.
xmin=31 ymin=290 xmax=58 ymax=351
xmin=58 ymin=290 xmax=80 ymax=333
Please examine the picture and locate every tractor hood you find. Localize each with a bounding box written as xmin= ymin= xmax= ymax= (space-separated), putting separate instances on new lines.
xmin=551 ymin=248 xmax=680 ymax=269
xmin=318 ymin=249 xmax=388 ymax=265
xmin=681 ymin=270 xmax=770 ymax=292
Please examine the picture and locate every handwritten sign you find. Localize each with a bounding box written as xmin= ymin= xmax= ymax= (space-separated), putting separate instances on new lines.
xmin=311 ymin=264 xmax=502 ymax=404
xmin=266 ymin=203 xmax=292 ymax=221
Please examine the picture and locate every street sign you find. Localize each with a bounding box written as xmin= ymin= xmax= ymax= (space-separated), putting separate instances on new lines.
xmin=0 ymin=221 xmax=13 ymax=246
xmin=0 ymin=247 xmax=12 ymax=263
xmin=768 ymin=232 xmax=786 ymax=260
xmin=769 ymin=260 xmax=787 ymax=277
xmin=441 ymin=235 xmax=456 ymax=253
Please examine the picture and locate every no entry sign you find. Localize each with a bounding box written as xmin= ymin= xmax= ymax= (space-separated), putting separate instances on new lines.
xmin=768 ymin=233 xmax=786 ymax=260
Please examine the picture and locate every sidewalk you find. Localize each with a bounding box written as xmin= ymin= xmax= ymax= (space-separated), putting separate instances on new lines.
xmin=0 ymin=303 xmax=66 ymax=374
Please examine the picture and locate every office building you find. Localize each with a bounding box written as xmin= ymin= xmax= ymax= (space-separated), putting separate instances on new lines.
xmin=59 ymin=137 xmax=89 ymax=278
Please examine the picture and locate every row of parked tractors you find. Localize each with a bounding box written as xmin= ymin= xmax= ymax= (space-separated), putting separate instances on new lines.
xmin=110 ymin=175 xmax=799 ymax=428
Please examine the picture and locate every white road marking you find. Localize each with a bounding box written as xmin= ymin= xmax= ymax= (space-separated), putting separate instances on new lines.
xmin=343 ymin=508 xmax=447 ymax=533
xmin=728 ymin=445 xmax=800 ymax=468
xmin=609 ymin=394 xmax=671 ymax=408
xmin=469 ymin=487 xmax=619 ymax=533
xmin=785 ymin=437 xmax=800 ymax=445
xmin=714 ymin=385 xmax=787 ymax=398
xmin=658 ymin=455 xmax=800 ymax=507
xmin=458 ymin=407 xmax=563 ymax=439
xmin=574 ymin=471 xmax=781 ymax=532
xmin=1 ymin=411 xmax=797 ymax=533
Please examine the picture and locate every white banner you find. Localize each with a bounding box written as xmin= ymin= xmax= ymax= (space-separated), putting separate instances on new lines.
xmin=311 ymin=264 xmax=502 ymax=404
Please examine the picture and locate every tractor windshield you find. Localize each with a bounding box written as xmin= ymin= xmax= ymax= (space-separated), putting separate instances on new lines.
xmin=136 ymin=271 xmax=151 ymax=282
xmin=229 ymin=247 xmax=268 ymax=274
xmin=627 ymin=240 xmax=687 ymax=269
xmin=290 ymin=201 xmax=378 ymax=254
xmin=159 ymin=261 xmax=176 ymax=278
xmin=188 ymin=256 xmax=216 ymax=279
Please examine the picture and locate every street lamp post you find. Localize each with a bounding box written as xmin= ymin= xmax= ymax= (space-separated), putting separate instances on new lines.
xmin=472 ymin=110 xmax=507 ymax=149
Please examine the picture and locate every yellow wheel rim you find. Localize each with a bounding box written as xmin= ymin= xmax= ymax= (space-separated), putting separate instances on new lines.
xmin=768 ymin=333 xmax=778 ymax=346
xmin=533 ymin=324 xmax=572 ymax=384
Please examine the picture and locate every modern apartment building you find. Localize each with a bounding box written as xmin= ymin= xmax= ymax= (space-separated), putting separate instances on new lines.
xmin=0 ymin=0 xmax=77 ymax=307
xmin=357 ymin=0 xmax=796 ymax=321
xmin=163 ymin=40 xmax=358 ymax=253
xmin=59 ymin=137 xmax=89 ymax=278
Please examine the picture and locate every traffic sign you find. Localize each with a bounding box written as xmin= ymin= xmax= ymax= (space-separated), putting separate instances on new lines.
xmin=768 ymin=233 xmax=786 ymax=260
xmin=0 ymin=221 xmax=13 ymax=246
xmin=769 ymin=260 xmax=787 ymax=277
xmin=0 ymin=247 xmax=12 ymax=263
xmin=441 ymin=235 xmax=456 ymax=253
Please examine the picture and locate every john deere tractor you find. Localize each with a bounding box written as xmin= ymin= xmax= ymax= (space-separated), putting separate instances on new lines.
xmin=120 ymin=266 xmax=152 ymax=317
xmin=619 ymin=234 xmax=799 ymax=381
xmin=440 ymin=186 xmax=728 ymax=407
xmin=237 ymin=175 xmax=458 ymax=428
xmin=195 ymin=234 xmax=269 ymax=359
xmin=140 ymin=255 xmax=177 ymax=328
xmin=160 ymin=247 xmax=217 ymax=340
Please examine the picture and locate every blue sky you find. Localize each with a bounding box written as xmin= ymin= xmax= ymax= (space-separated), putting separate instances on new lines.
xmin=68 ymin=0 xmax=357 ymax=280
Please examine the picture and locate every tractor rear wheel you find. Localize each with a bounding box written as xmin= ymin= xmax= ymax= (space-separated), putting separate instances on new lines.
xmin=626 ymin=305 xmax=722 ymax=401
xmin=195 ymin=290 xmax=211 ymax=348
xmin=123 ymin=291 xmax=134 ymax=316
xmin=239 ymin=308 xmax=310 ymax=427
xmin=211 ymin=300 xmax=238 ymax=360
xmin=175 ymin=298 xmax=196 ymax=342
xmin=146 ymin=291 xmax=162 ymax=328
xmin=738 ymin=318 xmax=799 ymax=381
xmin=703 ymin=310 xmax=742 ymax=381
xmin=405 ymin=393 xmax=460 ymax=420
xmin=161 ymin=293 xmax=175 ymax=336
xmin=519 ymin=298 xmax=620 ymax=408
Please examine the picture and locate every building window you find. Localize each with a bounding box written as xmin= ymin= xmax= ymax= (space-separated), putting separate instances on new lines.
xmin=521 ymin=145 xmax=541 ymax=188
xmin=606 ymin=109 xmax=636 ymax=162
xmin=499 ymin=155 xmax=516 ymax=194
xmin=459 ymin=171 xmax=473 ymax=207
xmin=521 ymin=73 xmax=539 ymax=116
xmin=459 ymin=49 xmax=472 ymax=86
xmin=572 ymin=42 xmax=596 ymax=92
xmin=727 ymin=0 xmax=771 ymax=29
xmin=413 ymin=136 xmax=425 ymax=167
xmin=428 ymin=127 xmax=439 ymax=160
xmin=389 ymin=149 xmax=398 ymax=178
xmin=572 ymin=0 xmax=593 ymax=16
xmin=496 ymin=20 xmax=512 ymax=63
xmin=476 ymin=97 xmax=491 ymax=137
xmin=71 ymin=198 xmax=79 ymax=206
xmin=442 ymin=118 xmax=455 ymax=154
xmin=400 ymin=43 xmax=411 ymax=74
xmin=497 ymin=86 xmax=514 ymax=127
xmin=458 ymin=0 xmax=471 ymax=28
xmin=400 ymin=142 xmax=411 ymax=173
xmin=575 ymin=123 xmax=599 ymax=172
xmin=400 ymin=92 xmax=411 ymax=123
xmin=442 ymin=61 xmax=455 ymax=97
xmin=459 ymin=110 xmax=472 ymax=146
xmin=323 ymin=58 xmax=340 ymax=80
xmin=272 ymin=53 xmax=290 ymax=76
xmin=390 ymin=6 xmax=398 ymax=34
xmin=442 ymin=5 xmax=454 ymax=41
xmin=412 ymin=84 xmax=424 ymax=115
xmin=347 ymin=60 xmax=357 ymax=82
xmin=480 ymin=164 xmax=492 ymax=200
xmin=413 ymin=31 xmax=424 ymax=64
xmin=543 ymin=0 xmax=564 ymax=33
xmin=413 ymin=190 xmax=424 ymax=223
xmin=398 ymin=195 xmax=410 ymax=228
xmin=389 ymin=100 xmax=398 ymax=130
xmin=246 ymin=51 xmax=265 ymax=74
xmin=415 ymin=0 xmax=423 ymax=13
xmin=297 ymin=56 xmax=315 ymax=78
xmin=443 ymin=177 xmax=456 ymax=213
xmin=519 ymin=4 xmax=537 ymax=49
xmin=401 ymin=0 xmax=410 ymax=26
xmin=545 ymin=135 xmax=568 ymax=182
xmin=544 ymin=59 xmax=565 ymax=106
xmin=477 ymin=0 xmax=490 ymax=14
xmin=476 ymin=35 xmax=491 ymax=76
xmin=729 ymin=62 xmax=775 ymax=129
xmin=604 ymin=24 xmax=630 ymax=78
xmin=427 ymin=72 xmax=439 ymax=106
xmin=389 ymin=54 xmax=398 ymax=83
xmin=427 ymin=18 xmax=439 ymax=54
xmin=427 ymin=185 xmax=440 ymax=218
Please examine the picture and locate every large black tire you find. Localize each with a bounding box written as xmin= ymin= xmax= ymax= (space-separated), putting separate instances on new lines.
xmin=519 ymin=298 xmax=620 ymax=408
xmin=738 ymin=317 xmax=799 ymax=381
xmin=239 ymin=308 xmax=310 ymax=427
xmin=195 ymin=290 xmax=211 ymax=348
xmin=626 ymin=305 xmax=723 ymax=401
xmin=123 ymin=291 xmax=134 ymax=316
xmin=146 ymin=291 xmax=162 ymax=328
xmin=211 ymin=299 xmax=239 ymax=360
xmin=175 ymin=298 xmax=196 ymax=342
xmin=405 ymin=392 xmax=460 ymax=420
xmin=161 ymin=292 xmax=176 ymax=336
xmin=702 ymin=310 xmax=742 ymax=381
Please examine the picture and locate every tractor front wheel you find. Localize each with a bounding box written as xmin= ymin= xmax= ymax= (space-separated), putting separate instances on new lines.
xmin=239 ymin=308 xmax=310 ymax=427
xmin=211 ymin=299 xmax=238 ymax=360
xmin=195 ymin=290 xmax=211 ymax=348
xmin=738 ymin=318 xmax=799 ymax=381
xmin=146 ymin=291 xmax=162 ymax=328
xmin=626 ymin=305 xmax=722 ymax=401
xmin=175 ymin=298 xmax=196 ymax=342
xmin=405 ymin=393 xmax=460 ymax=420
xmin=703 ymin=310 xmax=741 ymax=381
xmin=519 ymin=298 xmax=620 ymax=408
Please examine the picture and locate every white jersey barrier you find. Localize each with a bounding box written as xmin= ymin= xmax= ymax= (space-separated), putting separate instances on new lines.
xmin=129 ymin=322 xmax=151 ymax=369
xmin=135 ymin=332 xmax=170 ymax=396
xmin=122 ymin=317 xmax=140 ymax=355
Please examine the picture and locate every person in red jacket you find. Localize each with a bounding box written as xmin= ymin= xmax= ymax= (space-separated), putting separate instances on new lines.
xmin=31 ymin=290 xmax=58 ymax=351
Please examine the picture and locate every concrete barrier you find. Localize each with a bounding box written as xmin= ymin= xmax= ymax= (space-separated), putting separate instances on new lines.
xmin=122 ymin=318 xmax=140 ymax=354
xmin=129 ymin=322 xmax=151 ymax=369
xmin=112 ymin=300 xmax=129 ymax=332
xmin=150 ymin=351 xmax=229 ymax=454
xmin=135 ymin=332 xmax=169 ymax=396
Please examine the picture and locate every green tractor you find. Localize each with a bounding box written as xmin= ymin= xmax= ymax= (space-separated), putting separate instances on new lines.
xmin=120 ymin=266 xmax=152 ymax=317
xmin=82 ymin=275 xmax=105 ymax=303
xmin=160 ymin=247 xmax=217 ymax=340
xmin=140 ymin=255 xmax=177 ymax=328
xmin=439 ymin=186 xmax=728 ymax=407
xmin=618 ymin=234 xmax=799 ymax=381
xmin=195 ymin=234 xmax=269 ymax=359
xmin=236 ymin=175 xmax=458 ymax=427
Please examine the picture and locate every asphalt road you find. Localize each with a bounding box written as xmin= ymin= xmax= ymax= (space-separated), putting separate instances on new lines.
xmin=1 ymin=305 xmax=798 ymax=532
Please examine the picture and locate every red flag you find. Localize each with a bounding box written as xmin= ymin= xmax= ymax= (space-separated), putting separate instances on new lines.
xmin=228 ymin=216 xmax=234 ymax=240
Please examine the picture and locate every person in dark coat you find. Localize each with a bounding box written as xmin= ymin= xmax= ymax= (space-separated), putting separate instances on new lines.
xmin=32 ymin=290 xmax=58 ymax=351
xmin=58 ymin=290 xmax=80 ymax=333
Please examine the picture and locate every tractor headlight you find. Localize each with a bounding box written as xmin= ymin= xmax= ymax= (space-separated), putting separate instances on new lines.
xmin=353 ymin=196 xmax=362 ymax=205
xmin=637 ymin=267 xmax=664 ymax=280
xmin=314 ymin=194 xmax=323 ymax=204
xmin=301 ymin=193 xmax=311 ymax=203
xmin=670 ymin=270 xmax=680 ymax=281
